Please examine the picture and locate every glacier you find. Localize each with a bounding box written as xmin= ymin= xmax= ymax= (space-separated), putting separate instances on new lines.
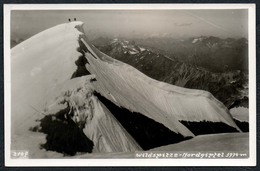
xmin=10 ymin=21 xmax=242 ymax=156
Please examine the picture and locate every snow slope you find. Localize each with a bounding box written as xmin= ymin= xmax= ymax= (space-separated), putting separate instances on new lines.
xmin=71 ymin=133 xmax=249 ymax=158
xmin=11 ymin=22 xmax=83 ymax=134
xmin=152 ymin=133 xmax=248 ymax=152
xmin=11 ymin=22 xmax=141 ymax=156
xmin=77 ymin=23 xmax=241 ymax=137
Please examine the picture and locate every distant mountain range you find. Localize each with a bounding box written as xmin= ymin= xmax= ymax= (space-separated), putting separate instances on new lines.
xmin=132 ymin=36 xmax=248 ymax=73
xmin=92 ymin=37 xmax=248 ymax=109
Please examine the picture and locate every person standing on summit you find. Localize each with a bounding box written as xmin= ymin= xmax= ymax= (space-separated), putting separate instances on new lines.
xmin=74 ymin=18 xmax=76 ymax=21
xmin=68 ymin=18 xmax=71 ymax=22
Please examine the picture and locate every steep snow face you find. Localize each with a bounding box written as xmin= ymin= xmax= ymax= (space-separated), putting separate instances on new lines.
xmin=45 ymin=77 xmax=142 ymax=153
xmin=11 ymin=22 xmax=141 ymax=155
xmin=11 ymin=22 xmax=83 ymax=136
xmin=76 ymin=24 xmax=240 ymax=137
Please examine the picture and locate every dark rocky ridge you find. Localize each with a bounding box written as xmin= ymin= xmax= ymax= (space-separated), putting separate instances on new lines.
xmin=71 ymin=38 xmax=91 ymax=78
xmin=30 ymin=107 xmax=94 ymax=156
xmin=233 ymin=119 xmax=249 ymax=132
xmin=180 ymin=121 xmax=238 ymax=136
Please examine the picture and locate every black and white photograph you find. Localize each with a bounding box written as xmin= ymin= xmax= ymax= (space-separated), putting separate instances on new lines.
xmin=4 ymin=4 xmax=256 ymax=166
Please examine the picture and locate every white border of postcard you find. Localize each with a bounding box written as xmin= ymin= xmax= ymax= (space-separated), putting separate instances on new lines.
xmin=4 ymin=3 xmax=256 ymax=166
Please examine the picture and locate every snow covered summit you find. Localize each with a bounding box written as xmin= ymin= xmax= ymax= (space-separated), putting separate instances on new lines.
xmin=11 ymin=21 xmax=241 ymax=157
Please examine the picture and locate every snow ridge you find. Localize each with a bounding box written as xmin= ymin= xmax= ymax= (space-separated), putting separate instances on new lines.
xmin=76 ymin=23 xmax=241 ymax=135
xmin=11 ymin=22 xmax=83 ymax=133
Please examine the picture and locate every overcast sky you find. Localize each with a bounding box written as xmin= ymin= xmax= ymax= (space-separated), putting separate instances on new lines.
xmin=11 ymin=9 xmax=248 ymax=40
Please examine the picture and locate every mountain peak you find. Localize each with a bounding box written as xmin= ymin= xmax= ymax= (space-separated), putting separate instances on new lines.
xmin=10 ymin=22 xmax=243 ymax=157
